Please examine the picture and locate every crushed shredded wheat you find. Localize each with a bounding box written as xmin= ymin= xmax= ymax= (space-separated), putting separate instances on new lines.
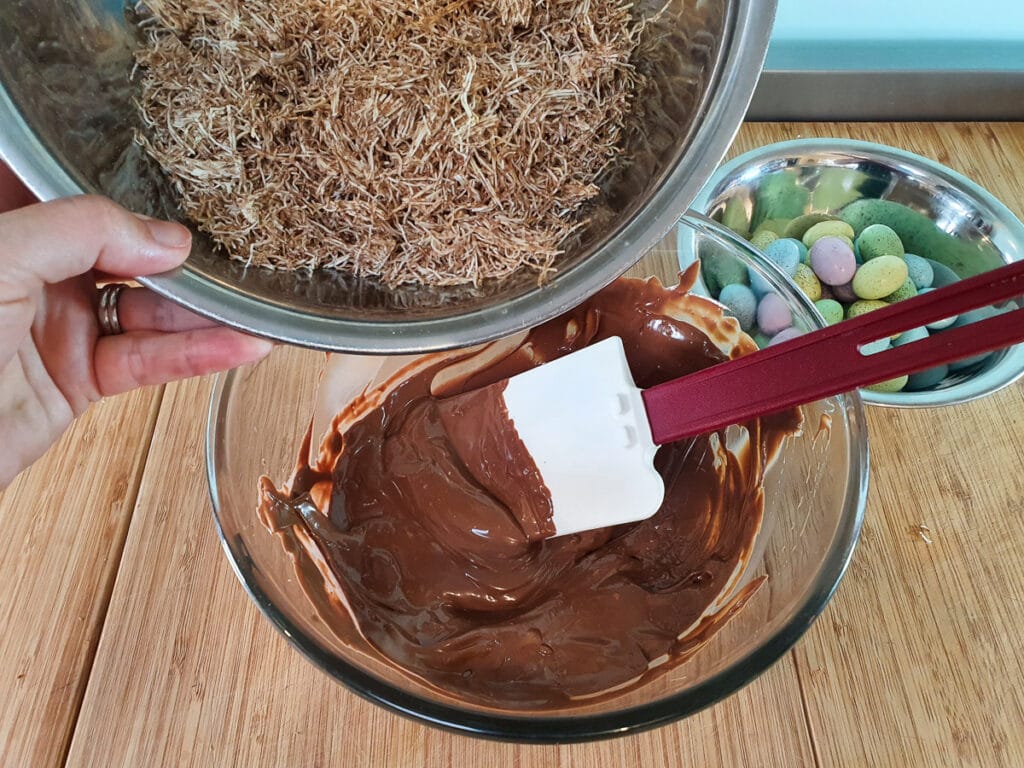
xmin=133 ymin=0 xmax=647 ymax=287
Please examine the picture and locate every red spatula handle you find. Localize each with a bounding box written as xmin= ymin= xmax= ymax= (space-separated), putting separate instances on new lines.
xmin=642 ymin=259 xmax=1024 ymax=445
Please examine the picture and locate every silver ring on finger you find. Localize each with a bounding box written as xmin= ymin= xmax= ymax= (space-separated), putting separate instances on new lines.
xmin=97 ymin=283 xmax=128 ymax=337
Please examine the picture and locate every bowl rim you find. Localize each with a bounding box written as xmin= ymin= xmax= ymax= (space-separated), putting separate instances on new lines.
xmin=0 ymin=0 xmax=777 ymax=354
xmin=686 ymin=136 xmax=1024 ymax=408
xmin=204 ymin=214 xmax=869 ymax=743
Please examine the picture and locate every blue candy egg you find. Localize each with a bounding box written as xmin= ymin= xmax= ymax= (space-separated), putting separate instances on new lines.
xmin=906 ymin=365 xmax=949 ymax=390
xmin=765 ymin=238 xmax=806 ymax=273
xmin=747 ymin=266 xmax=773 ymax=297
xmin=718 ymin=282 xmax=758 ymax=331
xmin=859 ymin=337 xmax=892 ymax=356
xmin=893 ymin=325 xmax=929 ymax=347
xmin=903 ymin=254 xmax=934 ymax=290
xmin=763 ymin=238 xmax=802 ymax=276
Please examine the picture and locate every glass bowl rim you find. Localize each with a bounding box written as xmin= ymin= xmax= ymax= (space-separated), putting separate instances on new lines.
xmin=204 ymin=214 xmax=869 ymax=743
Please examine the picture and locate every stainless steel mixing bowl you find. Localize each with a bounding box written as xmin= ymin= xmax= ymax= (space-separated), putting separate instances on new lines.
xmin=684 ymin=138 xmax=1024 ymax=408
xmin=0 ymin=0 xmax=775 ymax=352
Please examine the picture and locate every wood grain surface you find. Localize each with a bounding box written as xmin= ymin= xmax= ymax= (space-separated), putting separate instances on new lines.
xmin=5 ymin=123 xmax=1024 ymax=767
xmin=0 ymin=387 xmax=162 ymax=767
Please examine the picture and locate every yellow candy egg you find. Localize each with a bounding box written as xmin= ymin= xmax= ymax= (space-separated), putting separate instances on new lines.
xmin=866 ymin=375 xmax=909 ymax=393
xmin=846 ymin=299 xmax=888 ymax=319
xmin=852 ymin=255 xmax=909 ymax=301
xmin=792 ymin=263 xmax=822 ymax=301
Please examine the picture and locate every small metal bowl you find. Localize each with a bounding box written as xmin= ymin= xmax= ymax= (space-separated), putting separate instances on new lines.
xmin=682 ymin=138 xmax=1024 ymax=408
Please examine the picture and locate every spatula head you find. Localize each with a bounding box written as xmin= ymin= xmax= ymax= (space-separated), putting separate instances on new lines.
xmin=499 ymin=336 xmax=664 ymax=538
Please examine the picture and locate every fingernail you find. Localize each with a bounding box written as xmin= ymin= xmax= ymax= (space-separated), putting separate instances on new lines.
xmin=240 ymin=337 xmax=275 ymax=363
xmin=145 ymin=219 xmax=192 ymax=249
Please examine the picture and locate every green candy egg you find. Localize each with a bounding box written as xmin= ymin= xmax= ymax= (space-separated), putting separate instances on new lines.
xmin=857 ymin=223 xmax=905 ymax=261
xmin=814 ymin=298 xmax=844 ymax=325
xmin=852 ymin=255 xmax=909 ymax=300
xmin=883 ymin=277 xmax=918 ymax=303
xmin=752 ymin=332 xmax=771 ymax=349
xmin=803 ymin=220 xmax=856 ymax=249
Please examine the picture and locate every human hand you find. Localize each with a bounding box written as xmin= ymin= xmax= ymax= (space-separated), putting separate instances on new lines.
xmin=0 ymin=187 xmax=273 ymax=488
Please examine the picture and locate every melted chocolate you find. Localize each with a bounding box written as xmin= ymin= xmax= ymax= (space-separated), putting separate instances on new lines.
xmin=259 ymin=272 xmax=801 ymax=708
xmin=436 ymin=381 xmax=555 ymax=541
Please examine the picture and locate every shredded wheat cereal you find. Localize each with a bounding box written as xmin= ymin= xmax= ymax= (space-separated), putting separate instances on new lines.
xmin=133 ymin=0 xmax=646 ymax=287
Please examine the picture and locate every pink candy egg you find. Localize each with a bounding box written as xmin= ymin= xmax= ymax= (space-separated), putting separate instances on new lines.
xmin=757 ymin=293 xmax=792 ymax=335
xmin=768 ymin=326 xmax=804 ymax=346
xmin=809 ymin=236 xmax=857 ymax=286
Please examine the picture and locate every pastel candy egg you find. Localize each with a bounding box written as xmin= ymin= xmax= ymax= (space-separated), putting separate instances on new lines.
xmin=792 ymin=238 xmax=810 ymax=265
xmin=757 ymin=293 xmax=793 ymax=335
xmin=768 ymin=326 xmax=804 ymax=346
xmin=832 ymin=281 xmax=858 ymax=303
xmin=750 ymin=229 xmax=780 ymax=251
xmin=748 ymin=265 xmax=773 ymax=297
xmin=718 ymin=283 xmax=758 ymax=331
xmin=926 ymin=315 xmax=957 ymax=331
xmin=893 ymin=325 xmax=930 ymax=347
xmin=856 ymin=223 xmax=905 ymax=261
xmin=783 ymin=213 xmax=837 ymax=240
xmin=846 ymin=299 xmax=888 ymax=320
xmin=892 ymin=328 xmax=938 ymax=379
xmin=866 ymin=375 xmax=909 ymax=393
xmin=752 ymin=332 xmax=771 ymax=349
xmin=859 ymin=337 xmax=892 ymax=356
xmin=834 ymin=235 xmax=856 ymax=252
xmin=903 ymin=253 xmax=934 ymax=289
xmin=809 ymin=236 xmax=857 ymax=286
xmin=950 ymin=304 xmax=999 ymax=329
xmin=814 ymin=298 xmax=844 ymax=325
xmin=883 ymin=277 xmax=918 ymax=303
xmin=906 ymin=365 xmax=949 ymax=390
xmin=803 ymin=219 xmax=855 ymax=248
xmin=763 ymin=238 xmax=802 ymax=276
xmin=793 ymin=263 xmax=822 ymax=301
xmin=852 ymin=255 xmax=909 ymax=300
xmin=918 ymin=288 xmax=958 ymax=329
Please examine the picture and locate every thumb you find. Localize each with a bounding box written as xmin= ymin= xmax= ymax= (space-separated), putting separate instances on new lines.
xmin=0 ymin=195 xmax=191 ymax=288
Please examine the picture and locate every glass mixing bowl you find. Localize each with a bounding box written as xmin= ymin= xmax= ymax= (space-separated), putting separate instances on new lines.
xmin=206 ymin=215 xmax=868 ymax=742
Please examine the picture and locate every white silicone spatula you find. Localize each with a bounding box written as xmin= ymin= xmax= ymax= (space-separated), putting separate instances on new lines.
xmin=476 ymin=259 xmax=1024 ymax=540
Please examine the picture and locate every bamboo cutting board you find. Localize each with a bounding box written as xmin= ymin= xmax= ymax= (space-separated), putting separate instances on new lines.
xmin=2 ymin=123 xmax=1024 ymax=767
